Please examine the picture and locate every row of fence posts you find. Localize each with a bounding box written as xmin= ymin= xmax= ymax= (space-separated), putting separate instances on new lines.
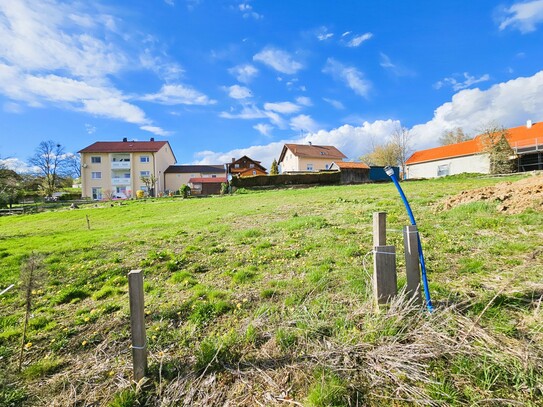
xmin=372 ymin=212 xmax=422 ymax=307
xmin=125 ymin=212 xmax=423 ymax=382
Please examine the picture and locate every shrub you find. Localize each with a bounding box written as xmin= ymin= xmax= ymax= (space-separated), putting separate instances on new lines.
xmin=135 ymin=190 xmax=145 ymax=199
xmin=179 ymin=184 xmax=190 ymax=198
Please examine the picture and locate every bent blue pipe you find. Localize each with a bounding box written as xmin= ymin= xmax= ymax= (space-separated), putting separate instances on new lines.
xmin=384 ymin=167 xmax=433 ymax=311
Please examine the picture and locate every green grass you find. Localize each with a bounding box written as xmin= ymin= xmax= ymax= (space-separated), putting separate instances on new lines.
xmin=1 ymin=173 xmax=542 ymax=406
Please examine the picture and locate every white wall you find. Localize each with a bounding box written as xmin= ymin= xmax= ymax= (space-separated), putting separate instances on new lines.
xmin=406 ymin=154 xmax=490 ymax=179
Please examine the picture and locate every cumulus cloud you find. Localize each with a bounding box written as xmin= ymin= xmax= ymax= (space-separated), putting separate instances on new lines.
xmin=323 ymin=58 xmax=371 ymax=98
xmin=228 ymin=64 xmax=259 ymax=83
xmin=253 ymin=47 xmax=303 ymax=74
xmin=296 ymin=96 xmax=312 ymax=106
xmin=0 ymin=157 xmax=39 ymax=173
xmin=412 ymin=70 xmax=543 ymax=148
xmin=434 ymin=72 xmax=490 ymax=91
xmin=289 ymin=114 xmax=320 ymax=133
xmin=141 ymin=84 xmax=216 ymax=105
xmin=225 ymin=84 xmax=252 ymax=99
xmin=193 ymin=119 xmax=399 ymax=169
xmin=239 ymin=3 xmax=263 ymax=19
xmin=498 ymin=0 xmax=543 ymax=33
xmin=139 ymin=125 xmax=171 ymax=136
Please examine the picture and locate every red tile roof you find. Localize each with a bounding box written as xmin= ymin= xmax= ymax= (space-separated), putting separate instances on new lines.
xmin=406 ymin=122 xmax=543 ymax=165
xmin=278 ymin=143 xmax=347 ymax=163
xmin=332 ymin=161 xmax=370 ymax=169
xmin=78 ymin=141 xmax=169 ymax=153
xmin=188 ymin=177 xmax=227 ymax=184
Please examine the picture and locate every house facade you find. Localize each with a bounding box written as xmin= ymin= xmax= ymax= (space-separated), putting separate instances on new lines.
xmin=164 ymin=165 xmax=225 ymax=192
xmin=227 ymin=156 xmax=267 ymax=177
xmin=188 ymin=177 xmax=227 ymax=195
xmin=278 ymin=143 xmax=347 ymax=173
xmin=78 ymin=139 xmax=176 ymax=199
xmin=406 ymin=121 xmax=543 ymax=179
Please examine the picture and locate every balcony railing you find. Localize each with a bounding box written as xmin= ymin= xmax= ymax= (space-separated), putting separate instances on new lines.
xmin=112 ymin=177 xmax=131 ymax=186
xmin=111 ymin=161 xmax=131 ymax=169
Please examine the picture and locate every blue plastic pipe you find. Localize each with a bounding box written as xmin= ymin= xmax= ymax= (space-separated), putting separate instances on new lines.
xmin=384 ymin=166 xmax=433 ymax=311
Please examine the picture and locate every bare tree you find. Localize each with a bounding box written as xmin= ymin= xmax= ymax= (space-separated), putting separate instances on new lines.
xmin=141 ymin=174 xmax=157 ymax=197
xmin=439 ymin=128 xmax=470 ymax=145
xmin=390 ymin=125 xmax=413 ymax=177
xmin=65 ymin=153 xmax=81 ymax=179
xmin=28 ymin=141 xmax=67 ymax=197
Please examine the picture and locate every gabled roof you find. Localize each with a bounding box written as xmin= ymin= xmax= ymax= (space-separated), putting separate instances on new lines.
xmin=165 ymin=165 xmax=224 ymax=174
xmin=188 ymin=177 xmax=227 ymax=184
xmin=278 ymin=144 xmax=347 ymax=163
xmin=406 ymin=122 xmax=543 ymax=165
xmin=229 ymin=155 xmax=267 ymax=172
xmin=331 ymin=161 xmax=370 ymax=169
xmin=79 ymin=140 xmax=170 ymax=154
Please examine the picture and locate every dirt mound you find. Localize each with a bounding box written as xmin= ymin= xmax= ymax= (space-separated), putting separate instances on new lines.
xmin=442 ymin=174 xmax=543 ymax=214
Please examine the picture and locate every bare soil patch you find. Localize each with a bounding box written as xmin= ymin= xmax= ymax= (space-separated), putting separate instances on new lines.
xmin=442 ymin=173 xmax=543 ymax=214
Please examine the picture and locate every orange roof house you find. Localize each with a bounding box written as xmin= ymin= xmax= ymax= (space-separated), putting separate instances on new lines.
xmin=227 ymin=155 xmax=267 ymax=177
xmin=406 ymin=121 xmax=543 ymax=178
xmin=278 ymin=143 xmax=347 ymax=173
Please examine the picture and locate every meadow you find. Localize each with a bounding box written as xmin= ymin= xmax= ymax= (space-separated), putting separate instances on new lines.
xmin=0 ymin=174 xmax=542 ymax=406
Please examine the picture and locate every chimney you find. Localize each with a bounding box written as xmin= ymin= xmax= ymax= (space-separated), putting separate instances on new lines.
xmin=308 ymin=141 xmax=312 ymax=146
xmin=150 ymin=137 xmax=155 ymax=141
xmin=527 ymin=120 xmax=532 ymax=129
xmin=122 ymin=137 xmax=127 ymax=142
xmin=231 ymin=157 xmax=236 ymax=163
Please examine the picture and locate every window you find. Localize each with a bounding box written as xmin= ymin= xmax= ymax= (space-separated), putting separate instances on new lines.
xmin=306 ymin=164 xmax=313 ymax=171
xmin=91 ymin=171 xmax=102 ymax=179
xmin=140 ymin=156 xmax=150 ymax=163
xmin=249 ymin=163 xmax=254 ymax=168
xmin=234 ymin=164 xmax=240 ymax=168
xmin=437 ymin=164 xmax=450 ymax=177
xmin=92 ymin=187 xmax=102 ymax=200
xmin=211 ymin=174 xmax=217 ymax=178
xmin=140 ymin=171 xmax=150 ymax=177
xmin=325 ymin=164 xmax=330 ymax=170
xmin=91 ymin=156 xmax=101 ymax=164
xmin=252 ymin=170 xmax=257 ymax=175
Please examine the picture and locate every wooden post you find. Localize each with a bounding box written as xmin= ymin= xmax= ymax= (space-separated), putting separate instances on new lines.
xmin=373 ymin=245 xmax=397 ymax=306
xmin=373 ymin=212 xmax=387 ymax=247
xmin=128 ymin=270 xmax=147 ymax=382
xmin=86 ymin=215 xmax=91 ymax=230
xmin=403 ymin=225 xmax=422 ymax=305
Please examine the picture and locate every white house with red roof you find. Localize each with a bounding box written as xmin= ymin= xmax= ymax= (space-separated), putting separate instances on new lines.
xmin=78 ymin=138 xmax=176 ymax=199
xmin=406 ymin=121 xmax=543 ymax=179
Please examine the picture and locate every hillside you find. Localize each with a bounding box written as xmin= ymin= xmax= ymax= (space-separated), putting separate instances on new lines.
xmin=1 ymin=174 xmax=542 ymax=406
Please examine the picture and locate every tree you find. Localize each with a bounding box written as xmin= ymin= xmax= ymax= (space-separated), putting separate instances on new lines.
xmin=270 ymin=159 xmax=279 ymax=175
xmin=65 ymin=153 xmax=81 ymax=179
xmin=28 ymin=141 xmax=67 ymax=197
xmin=360 ymin=125 xmax=413 ymax=178
xmin=479 ymin=124 xmax=516 ymax=174
xmin=0 ymin=165 xmax=23 ymax=208
xmin=439 ymin=128 xmax=470 ymax=145
xmin=141 ymin=174 xmax=157 ymax=197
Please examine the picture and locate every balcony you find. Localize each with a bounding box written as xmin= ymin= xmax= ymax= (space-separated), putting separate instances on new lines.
xmin=112 ymin=177 xmax=131 ymax=186
xmin=111 ymin=161 xmax=131 ymax=169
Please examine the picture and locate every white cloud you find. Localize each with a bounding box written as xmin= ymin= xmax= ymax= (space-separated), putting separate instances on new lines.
xmin=296 ymin=96 xmax=312 ymax=106
xmin=289 ymin=114 xmax=320 ymax=133
xmin=264 ymin=101 xmax=301 ymax=114
xmin=498 ymin=0 xmax=543 ymax=33
xmin=322 ymin=98 xmax=345 ymax=110
xmin=139 ymin=49 xmax=184 ymax=81
xmin=346 ymin=32 xmax=373 ymax=47
xmin=85 ymin=123 xmax=96 ymax=134
xmin=225 ymin=84 xmax=252 ymax=99
xmin=434 ymin=72 xmax=491 ymax=91
xmin=141 ymin=84 xmax=216 ymax=105
xmin=253 ymin=47 xmax=303 ymax=74
xmin=3 ymin=102 xmax=23 ymax=113
xmin=379 ymin=53 xmax=415 ymax=77
xmin=412 ymin=70 xmax=543 ymax=148
xmin=193 ymin=120 xmax=399 ymax=169
xmin=220 ymin=104 xmax=267 ymax=120
xmin=83 ymin=98 xmax=148 ymax=124
xmin=323 ymin=58 xmax=371 ymax=98
xmin=238 ymin=3 xmax=262 ymax=19
xmin=140 ymin=125 xmax=170 ymax=136
xmin=0 ymin=158 xmax=39 ymax=173
xmin=253 ymin=123 xmax=273 ymax=137
xmin=316 ymin=26 xmax=334 ymax=41
xmin=228 ymin=64 xmax=259 ymax=83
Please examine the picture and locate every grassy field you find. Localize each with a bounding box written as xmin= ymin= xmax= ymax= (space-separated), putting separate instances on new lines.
xmin=0 ymin=174 xmax=542 ymax=406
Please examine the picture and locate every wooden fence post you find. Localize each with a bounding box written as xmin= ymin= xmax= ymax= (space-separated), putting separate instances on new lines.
xmin=128 ymin=270 xmax=147 ymax=382
xmin=373 ymin=245 xmax=397 ymax=307
xmin=403 ymin=225 xmax=422 ymax=305
xmin=373 ymin=212 xmax=387 ymax=247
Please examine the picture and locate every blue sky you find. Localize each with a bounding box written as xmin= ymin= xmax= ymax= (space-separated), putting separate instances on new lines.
xmin=1 ymin=0 xmax=543 ymax=172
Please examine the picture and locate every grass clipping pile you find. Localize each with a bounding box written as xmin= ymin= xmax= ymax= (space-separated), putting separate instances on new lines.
xmin=442 ymin=173 xmax=543 ymax=214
